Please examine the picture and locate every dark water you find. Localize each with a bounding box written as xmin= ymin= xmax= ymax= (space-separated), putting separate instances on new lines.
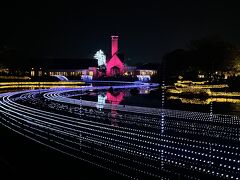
xmin=80 ymin=88 xmax=240 ymax=116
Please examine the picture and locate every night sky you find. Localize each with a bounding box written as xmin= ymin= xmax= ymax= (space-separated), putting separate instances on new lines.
xmin=0 ymin=1 xmax=240 ymax=65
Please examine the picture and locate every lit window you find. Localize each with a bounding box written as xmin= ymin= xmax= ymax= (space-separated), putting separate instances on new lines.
xmin=89 ymin=71 xmax=93 ymax=76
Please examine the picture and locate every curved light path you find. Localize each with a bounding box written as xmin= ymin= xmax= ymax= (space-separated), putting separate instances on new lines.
xmin=45 ymin=89 xmax=240 ymax=125
xmin=0 ymin=82 xmax=240 ymax=179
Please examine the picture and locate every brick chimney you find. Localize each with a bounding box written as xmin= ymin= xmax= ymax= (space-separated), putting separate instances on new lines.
xmin=111 ymin=36 xmax=118 ymax=56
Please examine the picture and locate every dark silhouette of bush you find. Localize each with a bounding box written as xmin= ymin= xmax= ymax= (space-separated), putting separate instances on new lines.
xmin=228 ymin=76 xmax=240 ymax=91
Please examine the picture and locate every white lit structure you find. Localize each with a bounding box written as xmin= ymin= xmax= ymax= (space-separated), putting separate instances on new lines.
xmin=96 ymin=93 xmax=107 ymax=110
xmin=81 ymin=75 xmax=93 ymax=81
xmin=94 ymin=50 xmax=106 ymax=67
xmin=137 ymin=75 xmax=151 ymax=82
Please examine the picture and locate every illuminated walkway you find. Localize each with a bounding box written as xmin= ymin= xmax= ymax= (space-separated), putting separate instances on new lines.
xmin=0 ymin=83 xmax=240 ymax=179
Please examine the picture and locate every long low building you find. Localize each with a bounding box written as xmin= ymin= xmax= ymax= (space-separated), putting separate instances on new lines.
xmin=29 ymin=36 xmax=159 ymax=81
xmin=30 ymin=58 xmax=98 ymax=80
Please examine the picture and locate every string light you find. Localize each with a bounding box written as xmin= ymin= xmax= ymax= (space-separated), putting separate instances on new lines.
xmin=0 ymin=83 xmax=239 ymax=179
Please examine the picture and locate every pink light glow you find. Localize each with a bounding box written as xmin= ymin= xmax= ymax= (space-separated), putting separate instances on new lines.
xmin=106 ymin=36 xmax=124 ymax=76
xmin=106 ymin=91 xmax=124 ymax=127
xmin=106 ymin=54 xmax=124 ymax=76
xmin=111 ymin=36 xmax=118 ymax=56
xmin=106 ymin=91 xmax=124 ymax=105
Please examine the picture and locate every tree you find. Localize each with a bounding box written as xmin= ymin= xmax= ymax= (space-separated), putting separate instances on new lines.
xmin=227 ymin=49 xmax=240 ymax=72
xmin=188 ymin=36 xmax=235 ymax=72
xmin=162 ymin=36 xmax=237 ymax=80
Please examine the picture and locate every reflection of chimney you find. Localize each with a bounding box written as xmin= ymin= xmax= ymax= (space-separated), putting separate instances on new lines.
xmin=111 ymin=36 xmax=118 ymax=56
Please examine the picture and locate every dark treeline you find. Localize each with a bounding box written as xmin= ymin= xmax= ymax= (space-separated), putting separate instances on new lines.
xmin=162 ymin=36 xmax=240 ymax=81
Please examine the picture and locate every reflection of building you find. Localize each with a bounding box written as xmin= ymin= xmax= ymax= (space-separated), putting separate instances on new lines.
xmin=96 ymin=93 xmax=107 ymax=110
xmin=96 ymin=90 xmax=125 ymax=110
xmin=106 ymin=91 xmax=125 ymax=127
xmin=106 ymin=91 xmax=124 ymax=105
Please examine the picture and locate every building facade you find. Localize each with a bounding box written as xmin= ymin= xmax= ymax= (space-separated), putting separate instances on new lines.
xmin=106 ymin=36 xmax=125 ymax=77
xmin=29 ymin=36 xmax=159 ymax=82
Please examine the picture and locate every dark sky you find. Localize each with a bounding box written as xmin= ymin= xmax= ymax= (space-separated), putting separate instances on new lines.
xmin=0 ymin=1 xmax=240 ymax=64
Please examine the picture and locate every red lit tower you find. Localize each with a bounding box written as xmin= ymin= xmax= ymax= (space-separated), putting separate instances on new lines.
xmin=106 ymin=36 xmax=124 ymax=76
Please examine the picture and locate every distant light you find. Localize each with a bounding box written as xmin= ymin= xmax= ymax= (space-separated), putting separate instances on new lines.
xmin=137 ymin=75 xmax=151 ymax=82
xmin=81 ymin=75 xmax=93 ymax=81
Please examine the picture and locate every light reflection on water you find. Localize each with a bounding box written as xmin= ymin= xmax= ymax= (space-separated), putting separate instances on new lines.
xmin=1 ymin=85 xmax=240 ymax=115
xmin=79 ymin=88 xmax=240 ymax=116
xmin=0 ymin=86 xmax=78 ymax=94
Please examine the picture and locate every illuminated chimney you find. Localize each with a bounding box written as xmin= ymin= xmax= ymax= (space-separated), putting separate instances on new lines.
xmin=111 ymin=36 xmax=118 ymax=56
